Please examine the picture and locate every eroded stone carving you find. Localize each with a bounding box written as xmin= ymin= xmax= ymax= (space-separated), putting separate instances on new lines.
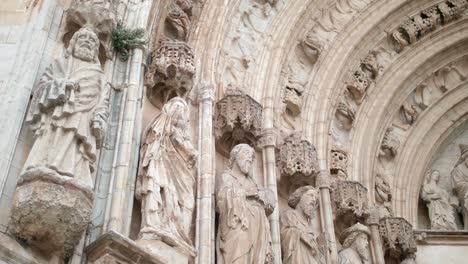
xmin=145 ymin=40 xmax=196 ymax=108
xmin=421 ymin=170 xmax=458 ymax=230
xmin=281 ymin=186 xmax=325 ymax=264
xmin=451 ymin=144 xmax=468 ymax=230
xmin=277 ymin=133 xmax=319 ymax=193
xmin=335 ymin=96 xmax=356 ymax=131
xmin=331 ymin=181 xmax=370 ymax=224
xmin=136 ymin=97 xmax=198 ymax=256
xmin=338 ymin=223 xmax=371 ymax=264
xmin=215 ymin=87 xmax=263 ymax=156
xmin=379 ymin=217 xmax=417 ymax=262
xmin=391 ymin=0 xmax=468 ymax=52
xmin=380 ymin=127 xmax=401 ymax=159
xmin=217 ymin=144 xmax=275 ymax=264
xmin=165 ymin=0 xmax=192 ymax=41
xmin=10 ymin=27 xmax=109 ymax=257
xmin=375 ymin=173 xmax=393 ymax=218
xmin=64 ymin=0 xmax=116 ymax=61
xmin=330 ymin=147 xmax=349 ymax=181
xmin=346 ymin=53 xmax=382 ymax=103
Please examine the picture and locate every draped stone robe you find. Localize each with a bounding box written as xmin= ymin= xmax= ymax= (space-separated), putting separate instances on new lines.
xmin=24 ymin=56 xmax=108 ymax=188
xmin=280 ymin=209 xmax=324 ymax=264
xmin=217 ymin=170 xmax=274 ymax=264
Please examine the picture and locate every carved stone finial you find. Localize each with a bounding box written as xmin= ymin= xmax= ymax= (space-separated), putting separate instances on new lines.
xmin=379 ymin=217 xmax=417 ymax=261
xmin=145 ymin=40 xmax=196 ymax=108
xmin=330 ymin=147 xmax=348 ymax=181
xmin=331 ymin=181 xmax=370 ymax=224
xmin=277 ymin=133 xmax=319 ymax=192
xmin=214 ymin=87 xmax=262 ymax=156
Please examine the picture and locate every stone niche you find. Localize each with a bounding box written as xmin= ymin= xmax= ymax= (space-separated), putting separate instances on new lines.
xmin=379 ymin=217 xmax=417 ymax=262
xmin=145 ymin=40 xmax=196 ymax=108
xmin=331 ymin=181 xmax=370 ymax=233
xmin=277 ymin=133 xmax=319 ymax=193
xmin=214 ymin=87 xmax=262 ymax=156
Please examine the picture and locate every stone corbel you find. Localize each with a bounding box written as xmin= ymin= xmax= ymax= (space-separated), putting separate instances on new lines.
xmin=379 ymin=217 xmax=418 ymax=262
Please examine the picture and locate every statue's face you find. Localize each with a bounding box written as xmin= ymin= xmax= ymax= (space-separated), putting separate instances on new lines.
xmin=431 ymin=171 xmax=440 ymax=182
xmin=236 ymin=148 xmax=254 ymax=175
xmin=73 ymin=31 xmax=99 ymax=62
xmin=298 ymin=190 xmax=318 ymax=218
xmin=353 ymin=233 xmax=370 ymax=261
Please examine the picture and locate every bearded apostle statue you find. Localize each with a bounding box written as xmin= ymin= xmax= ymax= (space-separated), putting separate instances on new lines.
xmin=216 ymin=144 xmax=275 ymax=264
xmin=24 ymin=26 xmax=109 ymax=189
xmin=338 ymin=223 xmax=371 ymax=264
xmin=281 ymin=186 xmax=325 ymax=264
xmin=136 ymin=97 xmax=198 ymax=255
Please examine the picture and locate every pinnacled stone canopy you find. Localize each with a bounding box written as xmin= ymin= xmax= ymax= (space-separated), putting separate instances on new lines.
xmin=214 ymin=87 xmax=263 ymax=156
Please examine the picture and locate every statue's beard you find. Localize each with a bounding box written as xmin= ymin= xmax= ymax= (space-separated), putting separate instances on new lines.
xmin=302 ymin=205 xmax=316 ymax=219
xmin=238 ymin=160 xmax=252 ymax=176
xmin=356 ymin=245 xmax=370 ymax=263
xmin=74 ymin=46 xmax=95 ymax=62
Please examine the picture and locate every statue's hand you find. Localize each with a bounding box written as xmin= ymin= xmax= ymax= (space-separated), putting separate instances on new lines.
xmin=65 ymin=80 xmax=80 ymax=91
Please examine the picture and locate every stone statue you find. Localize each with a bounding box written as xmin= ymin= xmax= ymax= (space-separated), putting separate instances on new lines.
xmin=216 ymin=144 xmax=275 ymax=264
xmin=136 ymin=97 xmax=198 ymax=255
xmin=280 ymin=186 xmax=325 ymax=264
xmin=451 ymin=144 xmax=468 ymax=229
xmin=24 ymin=26 xmax=109 ymax=188
xmin=338 ymin=223 xmax=371 ymax=264
xmin=375 ymin=173 xmax=393 ymax=218
xmin=421 ymin=170 xmax=457 ymax=230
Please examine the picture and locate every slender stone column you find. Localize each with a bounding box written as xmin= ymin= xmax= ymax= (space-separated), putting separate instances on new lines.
xmin=259 ymin=128 xmax=282 ymax=263
xmin=368 ymin=208 xmax=385 ymax=264
xmin=195 ymin=83 xmax=216 ymax=264
xmin=107 ymin=0 xmax=151 ymax=234
xmin=316 ymin=171 xmax=339 ymax=263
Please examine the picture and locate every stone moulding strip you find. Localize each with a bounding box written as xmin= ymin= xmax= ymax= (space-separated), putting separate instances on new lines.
xmin=414 ymin=229 xmax=468 ymax=245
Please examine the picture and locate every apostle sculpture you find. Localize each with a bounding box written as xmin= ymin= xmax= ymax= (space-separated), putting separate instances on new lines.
xmin=451 ymin=144 xmax=468 ymax=229
xmin=217 ymin=143 xmax=275 ymax=264
xmin=10 ymin=26 xmax=109 ymax=256
xmin=24 ymin=26 xmax=109 ymax=188
xmin=136 ymin=97 xmax=198 ymax=255
xmin=338 ymin=223 xmax=371 ymax=264
xmin=281 ymin=186 xmax=325 ymax=264
xmin=421 ymin=170 xmax=457 ymax=230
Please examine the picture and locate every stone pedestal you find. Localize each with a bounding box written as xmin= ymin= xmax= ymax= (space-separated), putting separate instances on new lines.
xmin=136 ymin=240 xmax=189 ymax=264
xmin=85 ymin=231 xmax=167 ymax=264
xmin=9 ymin=167 xmax=94 ymax=258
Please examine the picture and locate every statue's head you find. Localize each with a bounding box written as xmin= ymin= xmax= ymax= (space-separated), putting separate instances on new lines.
xmin=68 ymin=27 xmax=100 ymax=62
xmin=288 ymin=186 xmax=319 ymax=218
xmin=340 ymin=223 xmax=371 ymax=261
xmin=229 ymin=144 xmax=255 ymax=176
xmin=430 ymin=170 xmax=440 ymax=183
xmin=163 ymin=97 xmax=189 ymax=128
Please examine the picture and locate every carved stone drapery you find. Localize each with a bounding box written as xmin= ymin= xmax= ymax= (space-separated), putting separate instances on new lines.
xmin=330 ymin=148 xmax=348 ymax=181
xmin=331 ymin=181 xmax=370 ymax=229
xmin=391 ymin=0 xmax=468 ymax=52
xmin=379 ymin=217 xmax=417 ymax=261
xmin=214 ymin=87 xmax=262 ymax=156
xmin=145 ymin=40 xmax=196 ymax=108
xmin=277 ymin=133 xmax=319 ymax=192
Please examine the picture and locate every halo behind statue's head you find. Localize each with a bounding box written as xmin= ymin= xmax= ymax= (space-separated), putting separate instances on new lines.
xmin=66 ymin=27 xmax=100 ymax=63
xmin=228 ymin=144 xmax=255 ymax=169
xmin=163 ymin=97 xmax=188 ymax=117
xmin=340 ymin=222 xmax=371 ymax=248
xmin=288 ymin=186 xmax=319 ymax=209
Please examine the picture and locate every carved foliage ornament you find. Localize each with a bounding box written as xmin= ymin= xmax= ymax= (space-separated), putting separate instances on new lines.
xmin=379 ymin=217 xmax=417 ymax=259
xmin=391 ymin=0 xmax=468 ymax=52
xmin=145 ymin=40 xmax=195 ymax=108
xmin=215 ymin=87 xmax=262 ymax=156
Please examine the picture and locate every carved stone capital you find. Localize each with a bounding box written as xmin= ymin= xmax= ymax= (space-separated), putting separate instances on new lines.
xmin=316 ymin=170 xmax=331 ymax=189
xmin=197 ymin=82 xmax=215 ymax=102
xmin=258 ymin=128 xmax=277 ymax=148
xmin=367 ymin=206 xmax=381 ymax=225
